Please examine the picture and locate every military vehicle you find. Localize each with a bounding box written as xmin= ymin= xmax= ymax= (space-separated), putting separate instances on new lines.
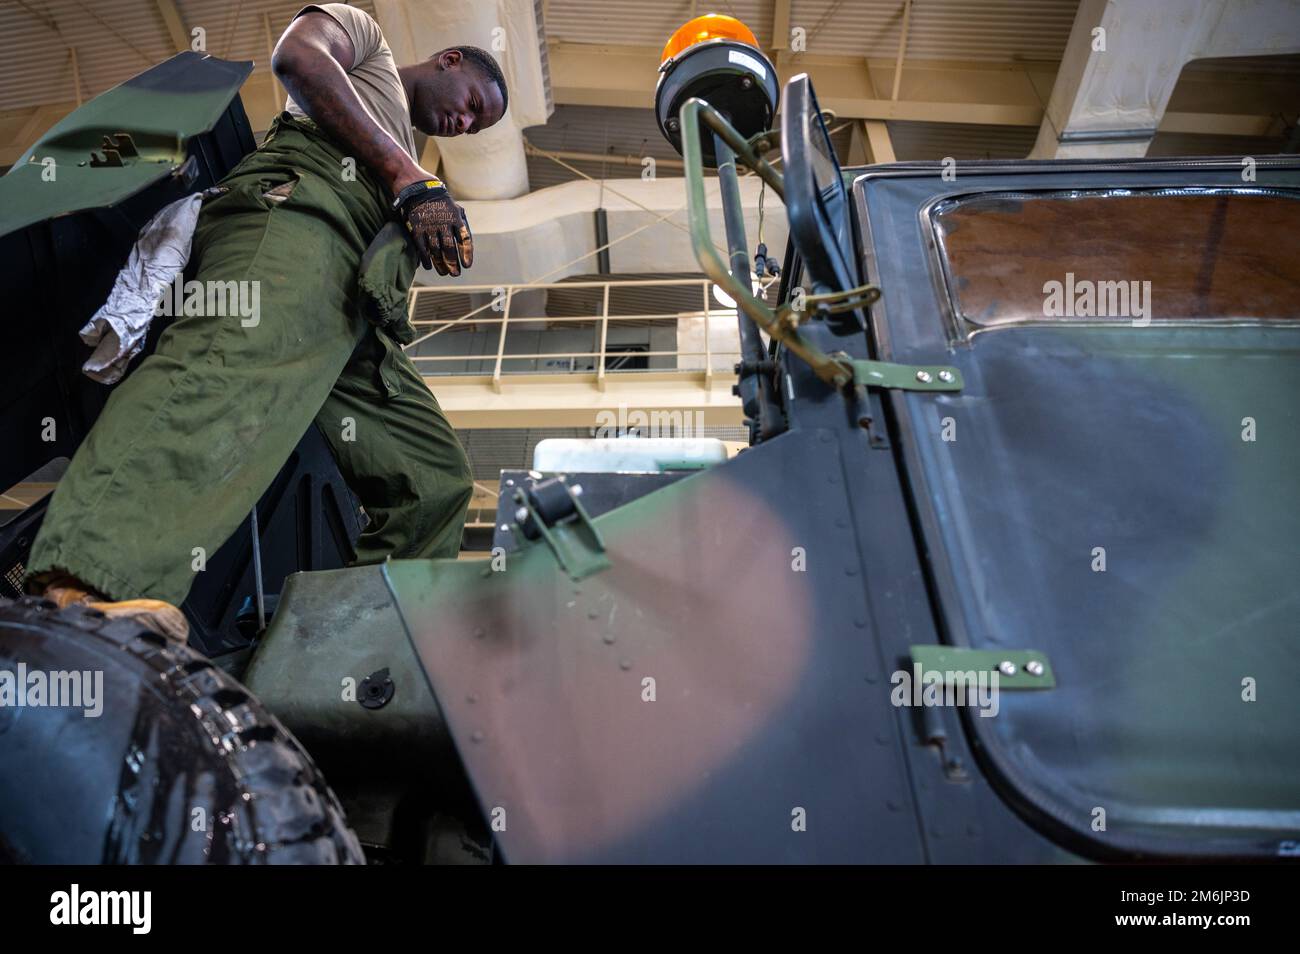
xmin=1 ymin=15 xmax=1297 ymax=864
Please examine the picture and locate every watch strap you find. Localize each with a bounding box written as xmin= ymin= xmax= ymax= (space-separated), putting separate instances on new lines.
xmin=392 ymin=177 xmax=448 ymax=212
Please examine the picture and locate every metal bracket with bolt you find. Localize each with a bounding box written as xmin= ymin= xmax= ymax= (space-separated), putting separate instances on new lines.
xmin=511 ymin=475 xmax=611 ymax=581
xmin=909 ymin=645 xmax=1056 ymax=690
xmin=850 ymin=358 xmax=964 ymax=393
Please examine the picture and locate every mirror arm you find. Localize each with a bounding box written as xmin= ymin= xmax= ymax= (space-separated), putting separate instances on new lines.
xmin=679 ymin=98 xmax=854 ymax=389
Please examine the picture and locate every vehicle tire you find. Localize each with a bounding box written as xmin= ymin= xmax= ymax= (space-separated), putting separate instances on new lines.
xmin=0 ymin=596 xmax=364 ymax=864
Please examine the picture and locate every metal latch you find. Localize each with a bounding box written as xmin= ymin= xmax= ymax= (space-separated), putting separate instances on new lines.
xmin=89 ymin=132 xmax=140 ymax=167
xmin=512 ymin=476 xmax=610 ymax=581
xmin=909 ymin=645 xmax=1055 ymax=690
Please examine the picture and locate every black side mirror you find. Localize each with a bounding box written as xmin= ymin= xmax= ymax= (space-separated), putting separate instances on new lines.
xmin=780 ymin=74 xmax=860 ymax=312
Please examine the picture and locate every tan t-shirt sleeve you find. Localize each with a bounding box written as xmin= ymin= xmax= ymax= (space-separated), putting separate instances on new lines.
xmin=299 ymin=2 xmax=381 ymax=69
xmin=282 ymin=3 xmax=418 ymax=160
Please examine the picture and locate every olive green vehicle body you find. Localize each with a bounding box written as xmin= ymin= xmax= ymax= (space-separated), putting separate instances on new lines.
xmin=2 ymin=53 xmax=1298 ymax=864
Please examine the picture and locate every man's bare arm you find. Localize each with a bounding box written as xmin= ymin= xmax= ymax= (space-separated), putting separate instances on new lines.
xmin=271 ymin=12 xmax=426 ymax=196
xmin=271 ymin=11 xmax=470 ymax=275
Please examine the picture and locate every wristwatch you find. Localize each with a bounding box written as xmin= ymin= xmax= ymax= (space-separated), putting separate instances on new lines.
xmin=391 ymin=177 xmax=448 ymax=212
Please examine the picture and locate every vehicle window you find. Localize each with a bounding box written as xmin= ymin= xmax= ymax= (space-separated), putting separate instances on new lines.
xmin=929 ymin=189 xmax=1300 ymax=330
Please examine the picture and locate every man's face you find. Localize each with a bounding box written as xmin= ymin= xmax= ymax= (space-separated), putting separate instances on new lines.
xmin=413 ymin=51 xmax=506 ymax=138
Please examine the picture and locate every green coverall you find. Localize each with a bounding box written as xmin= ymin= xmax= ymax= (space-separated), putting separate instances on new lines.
xmin=28 ymin=114 xmax=473 ymax=605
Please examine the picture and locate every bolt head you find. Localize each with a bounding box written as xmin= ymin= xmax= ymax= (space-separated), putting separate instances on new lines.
xmin=667 ymin=118 xmax=680 ymax=132
xmin=570 ymin=483 xmax=584 ymax=497
xmin=514 ymin=507 xmax=529 ymax=524
xmin=1025 ymin=659 xmax=1045 ymax=676
xmin=938 ymin=370 xmax=955 ymax=383
xmin=998 ymin=660 xmax=1018 ymax=676
xmin=915 ymin=370 xmax=933 ymax=384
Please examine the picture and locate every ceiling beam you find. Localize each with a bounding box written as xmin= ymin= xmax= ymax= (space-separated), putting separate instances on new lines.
xmin=1160 ymin=111 xmax=1287 ymax=138
xmin=547 ymin=40 xmax=1295 ymax=141
xmin=549 ymin=42 xmax=1053 ymax=124
xmin=263 ymin=11 xmax=285 ymax=118
xmin=863 ymin=120 xmax=896 ymax=164
xmin=69 ymin=47 xmax=82 ymax=106
xmin=890 ymin=0 xmax=912 ymax=101
xmin=770 ymin=0 xmax=791 ymax=57
xmin=846 ymin=121 xmax=866 ymax=164
xmin=153 ymin=0 xmax=189 ymax=53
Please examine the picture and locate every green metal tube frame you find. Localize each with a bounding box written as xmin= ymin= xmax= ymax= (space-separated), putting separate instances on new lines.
xmin=678 ymin=98 xmax=854 ymax=388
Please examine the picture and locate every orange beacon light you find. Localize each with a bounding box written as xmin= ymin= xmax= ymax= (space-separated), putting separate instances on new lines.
xmin=660 ymin=14 xmax=761 ymax=65
xmin=654 ymin=14 xmax=778 ymax=167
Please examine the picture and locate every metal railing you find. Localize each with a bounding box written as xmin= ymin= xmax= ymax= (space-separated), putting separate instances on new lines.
xmin=466 ymin=480 xmax=500 ymax=530
xmin=405 ymin=277 xmax=759 ymax=392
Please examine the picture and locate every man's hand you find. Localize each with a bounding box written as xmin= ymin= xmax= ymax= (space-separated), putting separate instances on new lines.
xmin=392 ymin=177 xmax=473 ymax=276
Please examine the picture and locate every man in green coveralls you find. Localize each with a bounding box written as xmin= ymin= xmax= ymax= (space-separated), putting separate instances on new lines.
xmin=26 ymin=3 xmax=508 ymax=640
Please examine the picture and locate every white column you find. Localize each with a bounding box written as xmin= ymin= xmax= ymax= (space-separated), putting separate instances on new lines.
xmin=1030 ymin=0 xmax=1300 ymax=159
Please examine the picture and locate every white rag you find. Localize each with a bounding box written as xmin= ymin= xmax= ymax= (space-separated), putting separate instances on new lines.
xmin=79 ymin=193 xmax=204 ymax=384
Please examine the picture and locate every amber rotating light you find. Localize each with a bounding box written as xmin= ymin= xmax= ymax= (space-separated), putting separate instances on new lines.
xmin=654 ymin=14 xmax=779 ymax=167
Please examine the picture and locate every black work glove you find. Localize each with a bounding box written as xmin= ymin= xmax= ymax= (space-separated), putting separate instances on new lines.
xmin=392 ymin=178 xmax=473 ymax=277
